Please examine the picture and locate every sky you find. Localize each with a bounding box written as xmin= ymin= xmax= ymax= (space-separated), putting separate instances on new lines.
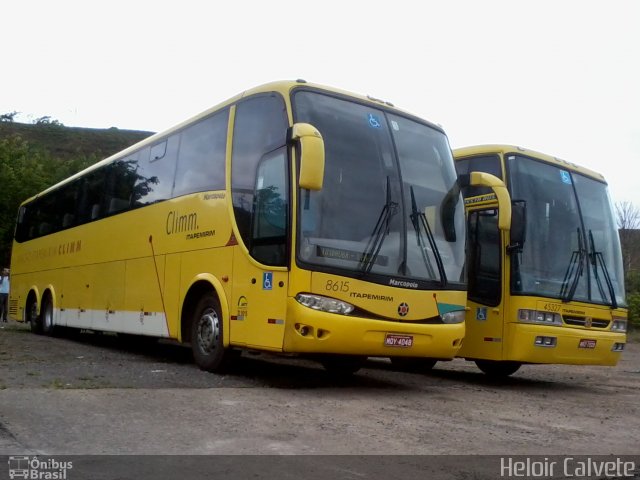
xmin=2 ymin=0 xmax=639 ymax=206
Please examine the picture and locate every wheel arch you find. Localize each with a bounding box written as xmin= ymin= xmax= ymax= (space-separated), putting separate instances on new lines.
xmin=180 ymin=274 xmax=229 ymax=346
xmin=41 ymin=285 xmax=57 ymax=309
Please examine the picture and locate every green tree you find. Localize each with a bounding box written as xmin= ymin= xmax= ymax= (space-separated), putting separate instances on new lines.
xmin=0 ymin=111 xmax=19 ymax=122
xmin=0 ymin=136 xmax=57 ymax=265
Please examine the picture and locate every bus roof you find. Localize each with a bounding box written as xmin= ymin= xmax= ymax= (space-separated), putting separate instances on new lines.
xmin=22 ymin=80 xmax=443 ymax=205
xmin=453 ymin=144 xmax=607 ymax=183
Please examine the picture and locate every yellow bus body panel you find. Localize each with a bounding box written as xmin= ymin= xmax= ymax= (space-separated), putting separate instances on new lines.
xmin=283 ymin=273 xmax=465 ymax=357
xmin=10 ymin=191 xmax=234 ymax=339
xmin=504 ymin=323 xmax=625 ymax=366
xmin=284 ymin=299 xmax=465 ymax=358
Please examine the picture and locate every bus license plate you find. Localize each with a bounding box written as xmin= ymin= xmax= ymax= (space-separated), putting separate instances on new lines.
xmin=384 ymin=334 xmax=413 ymax=348
xmin=579 ymin=339 xmax=597 ymax=349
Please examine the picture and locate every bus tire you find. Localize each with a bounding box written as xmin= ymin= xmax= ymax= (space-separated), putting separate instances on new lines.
xmin=190 ymin=293 xmax=231 ymax=373
xmin=27 ymin=298 xmax=42 ymax=334
xmin=41 ymin=296 xmax=55 ymax=336
xmin=475 ymin=360 xmax=521 ymax=377
xmin=390 ymin=357 xmax=437 ymax=372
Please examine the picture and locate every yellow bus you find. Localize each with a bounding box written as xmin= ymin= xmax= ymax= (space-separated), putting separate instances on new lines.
xmin=8 ymin=80 xmax=509 ymax=374
xmin=453 ymin=145 xmax=627 ymax=376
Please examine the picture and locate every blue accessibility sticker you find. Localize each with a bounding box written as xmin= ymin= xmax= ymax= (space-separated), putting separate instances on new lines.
xmin=263 ymin=272 xmax=273 ymax=290
xmin=560 ymin=170 xmax=572 ymax=185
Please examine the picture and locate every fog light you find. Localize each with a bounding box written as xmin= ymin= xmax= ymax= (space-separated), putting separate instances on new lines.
xmin=612 ymin=343 xmax=625 ymax=352
xmin=534 ymin=336 xmax=557 ymax=347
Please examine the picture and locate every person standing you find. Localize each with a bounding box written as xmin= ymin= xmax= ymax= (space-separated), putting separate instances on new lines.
xmin=0 ymin=268 xmax=9 ymax=322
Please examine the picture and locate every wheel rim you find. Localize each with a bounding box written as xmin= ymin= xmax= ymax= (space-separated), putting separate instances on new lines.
xmin=196 ymin=308 xmax=220 ymax=355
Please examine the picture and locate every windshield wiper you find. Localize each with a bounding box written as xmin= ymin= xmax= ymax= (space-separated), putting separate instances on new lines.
xmin=559 ymin=228 xmax=585 ymax=302
xmin=588 ymin=230 xmax=618 ymax=309
xmin=409 ymin=186 xmax=447 ymax=286
xmin=358 ymin=177 xmax=398 ymax=274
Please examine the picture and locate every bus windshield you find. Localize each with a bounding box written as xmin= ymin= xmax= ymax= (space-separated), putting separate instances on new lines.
xmin=294 ymin=90 xmax=465 ymax=288
xmin=508 ymin=155 xmax=626 ymax=307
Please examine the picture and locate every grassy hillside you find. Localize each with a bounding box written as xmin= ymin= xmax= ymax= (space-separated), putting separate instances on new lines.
xmin=0 ymin=121 xmax=154 ymax=163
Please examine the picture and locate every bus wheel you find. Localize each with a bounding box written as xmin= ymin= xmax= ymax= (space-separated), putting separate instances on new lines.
xmin=190 ymin=294 xmax=231 ymax=373
xmin=475 ymin=360 xmax=521 ymax=377
xmin=27 ymin=298 xmax=42 ymax=334
xmin=320 ymin=355 xmax=366 ymax=376
xmin=390 ymin=357 xmax=437 ymax=373
xmin=41 ymin=296 xmax=55 ymax=336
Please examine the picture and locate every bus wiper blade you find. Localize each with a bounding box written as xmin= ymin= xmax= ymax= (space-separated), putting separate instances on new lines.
xmin=588 ymin=230 xmax=618 ymax=309
xmin=359 ymin=177 xmax=398 ymax=274
xmin=409 ymin=186 xmax=447 ymax=286
xmin=559 ymin=228 xmax=585 ymax=302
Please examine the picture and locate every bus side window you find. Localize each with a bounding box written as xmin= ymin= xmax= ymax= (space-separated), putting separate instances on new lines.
xmin=456 ymin=155 xmax=502 ymax=198
xmin=251 ymin=149 xmax=288 ymax=265
xmin=467 ymin=209 xmax=501 ymax=306
xmin=105 ymin=156 xmax=139 ymax=215
xmin=134 ymin=134 xmax=180 ymax=206
xmin=231 ymin=93 xmax=288 ymax=262
xmin=173 ymin=110 xmax=228 ymax=197
xmin=78 ymin=168 xmax=109 ymax=223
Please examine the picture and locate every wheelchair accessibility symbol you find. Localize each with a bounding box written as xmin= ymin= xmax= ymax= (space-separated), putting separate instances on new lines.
xmin=476 ymin=307 xmax=487 ymax=321
xmin=368 ymin=113 xmax=381 ymax=128
xmin=560 ymin=170 xmax=572 ymax=185
xmin=263 ymin=272 xmax=273 ymax=290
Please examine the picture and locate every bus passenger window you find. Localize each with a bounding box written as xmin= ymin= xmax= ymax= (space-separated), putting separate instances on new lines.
xmin=173 ymin=110 xmax=228 ymax=197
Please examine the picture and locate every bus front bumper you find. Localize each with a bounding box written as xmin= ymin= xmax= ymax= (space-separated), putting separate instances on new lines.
xmin=504 ymin=323 xmax=626 ymax=366
xmin=283 ymin=300 xmax=464 ymax=359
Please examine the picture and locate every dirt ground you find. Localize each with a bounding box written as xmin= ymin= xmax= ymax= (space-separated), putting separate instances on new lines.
xmin=1 ymin=320 xmax=639 ymax=458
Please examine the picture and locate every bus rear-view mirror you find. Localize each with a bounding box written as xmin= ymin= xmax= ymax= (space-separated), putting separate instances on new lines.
xmin=289 ymin=123 xmax=325 ymax=191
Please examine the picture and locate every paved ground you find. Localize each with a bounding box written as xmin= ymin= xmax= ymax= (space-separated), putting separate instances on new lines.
xmin=1 ymin=320 xmax=639 ymax=477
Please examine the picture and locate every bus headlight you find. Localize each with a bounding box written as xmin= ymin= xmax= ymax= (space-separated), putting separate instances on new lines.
xmin=295 ymin=293 xmax=355 ymax=315
xmin=441 ymin=310 xmax=465 ymax=324
xmin=611 ymin=318 xmax=627 ymax=332
xmin=518 ymin=309 xmax=562 ymax=326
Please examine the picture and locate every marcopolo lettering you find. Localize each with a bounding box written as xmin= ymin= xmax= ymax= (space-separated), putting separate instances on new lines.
xmin=388 ymin=278 xmax=419 ymax=289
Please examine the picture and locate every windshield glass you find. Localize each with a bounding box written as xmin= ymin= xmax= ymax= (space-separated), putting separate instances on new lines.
xmin=572 ymin=174 xmax=626 ymax=306
xmin=508 ymin=155 xmax=626 ymax=306
xmin=293 ymin=90 xmax=465 ymax=288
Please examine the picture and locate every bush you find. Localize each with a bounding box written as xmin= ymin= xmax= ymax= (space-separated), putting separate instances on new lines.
xmin=626 ymin=292 xmax=640 ymax=329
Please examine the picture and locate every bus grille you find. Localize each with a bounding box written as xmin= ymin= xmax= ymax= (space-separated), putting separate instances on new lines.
xmin=563 ymin=316 xmax=610 ymax=329
xmin=9 ymin=299 xmax=18 ymax=315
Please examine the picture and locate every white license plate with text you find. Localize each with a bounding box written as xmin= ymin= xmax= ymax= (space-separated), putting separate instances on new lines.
xmin=579 ymin=339 xmax=597 ymax=349
xmin=384 ymin=334 xmax=414 ymax=348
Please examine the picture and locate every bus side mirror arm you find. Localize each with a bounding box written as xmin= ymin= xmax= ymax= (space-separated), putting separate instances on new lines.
xmin=288 ymin=123 xmax=325 ymax=191
xmin=467 ymin=171 xmax=512 ymax=231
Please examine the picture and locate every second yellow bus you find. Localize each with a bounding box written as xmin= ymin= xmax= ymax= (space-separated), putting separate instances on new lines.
xmin=453 ymin=145 xmax=627 ymax=376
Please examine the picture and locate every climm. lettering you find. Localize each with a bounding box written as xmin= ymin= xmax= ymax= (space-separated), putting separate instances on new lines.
xmin=59 ymin=240 xmax=81 ymax=255
xmin=166 ymin=211 xmax=198 ymax=235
